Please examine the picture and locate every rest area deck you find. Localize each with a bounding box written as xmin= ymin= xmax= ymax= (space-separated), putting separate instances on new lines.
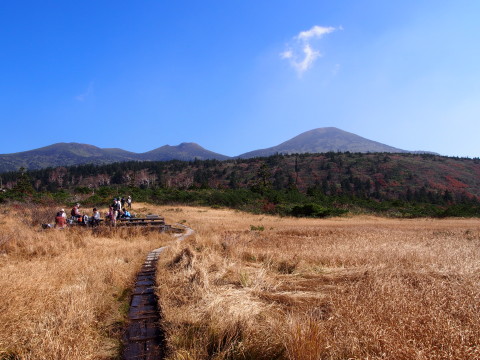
xmin=118 ymin=215 xmax=165 ymax=226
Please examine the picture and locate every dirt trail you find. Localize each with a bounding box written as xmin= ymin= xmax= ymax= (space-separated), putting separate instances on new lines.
xmin=123 ymin=224 xmax=194 ymax=360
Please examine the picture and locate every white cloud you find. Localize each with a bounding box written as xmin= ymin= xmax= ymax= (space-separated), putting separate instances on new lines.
xmin=281 ymin=50 xmax=293 ymax=59
xmin=297 ymin=25 xmax=336 ymax=41
xmin=296 ymin=44 xmax=321 ymax=73
xmin=281 ymin=25 xmax=340 ymax=76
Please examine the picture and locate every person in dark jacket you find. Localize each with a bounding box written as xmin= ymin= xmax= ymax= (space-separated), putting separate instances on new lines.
xmin=71 ymin=203 xmax=81 ymax=220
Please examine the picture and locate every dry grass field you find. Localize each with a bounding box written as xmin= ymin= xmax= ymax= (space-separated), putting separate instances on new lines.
xmin=155 ymin=206 xmax=480 ymax=360
xmin=0 ymin=203 xmax=172 ymax=359
xmin=1 ymin=202 xmax=479 ymax=359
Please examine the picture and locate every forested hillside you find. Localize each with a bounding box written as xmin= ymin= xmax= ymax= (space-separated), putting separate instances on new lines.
xmin=2 ymin=152 xmax=480 ymax=217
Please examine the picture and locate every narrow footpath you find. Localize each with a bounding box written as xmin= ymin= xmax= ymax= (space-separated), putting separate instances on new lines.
xmin=123 ymin=225 xmax=194 ymax=360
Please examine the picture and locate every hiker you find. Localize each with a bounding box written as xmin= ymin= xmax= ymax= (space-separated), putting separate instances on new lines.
xmin=71 ymin=203 xmax=81 ymax=220
xmin=127 ymin=195 xmax=132 ymax=209
xmin=90 ymin=207 xmax=101 ymax=226
xmin=121 ymin=208 xmax=132 ymax=218
xmin=121 ymin=197 xmax=126 ymax=208
xmin=116 ymin=200 xmax=122 ymax=219
xmin=60 ymin=209 xmax=67 ymax=219
xmin=106 ymin=206 xmax=116 ymax=226
xmin=112 ymin=198 xmax=121 ymax=217
xmin=110 ymin=199 xmax=117 ymax=219
xmin=106 ymin=206 xmax=113 ymax=221
xmin=55 ymin=210 xmax=67 ymax=229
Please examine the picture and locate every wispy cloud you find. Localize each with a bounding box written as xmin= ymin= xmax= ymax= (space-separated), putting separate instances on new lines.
xmin=281 ymin=25 xmax=341 ymax=76
xmin=75 ymin=82 xmax=94 ymax=102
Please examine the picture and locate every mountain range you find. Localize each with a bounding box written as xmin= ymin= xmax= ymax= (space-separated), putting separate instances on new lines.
xmin=0 ymin=127 xmax=432 ymax=173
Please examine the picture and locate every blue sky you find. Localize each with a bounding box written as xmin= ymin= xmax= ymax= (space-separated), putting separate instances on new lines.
xmin=1 ymin=1 xmax=479 ymax=157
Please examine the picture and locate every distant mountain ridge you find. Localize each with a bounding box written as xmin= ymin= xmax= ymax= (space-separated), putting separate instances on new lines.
xmin=0 ymin=127 xmax=433 ymax=173
xmin=0 ymin=142 xmax=229 ymax=173
xmin=138 ymin=143 xmax=230 ymax=162
xmin=238 ymin=127 xmax=407 ymax=158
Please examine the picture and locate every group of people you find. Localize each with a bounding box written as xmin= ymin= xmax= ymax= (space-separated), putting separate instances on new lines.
xmin=106 ymin=197 xmax=132 ymax=225
xmin=54 ymin=195 xmax=133 ymax=229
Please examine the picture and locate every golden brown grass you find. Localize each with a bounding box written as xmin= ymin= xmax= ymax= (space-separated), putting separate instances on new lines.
xmin=0 ymin=203 xmax=171 ymax=359
xmin=2 ymin=203 xmax=479 ymax=359
xmin=152 ymin=206 xmax=480 ymax=360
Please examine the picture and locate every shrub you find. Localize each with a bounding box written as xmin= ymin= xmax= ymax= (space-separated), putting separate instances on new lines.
xmin=250 ymin=225 xmax=264 ymax=231
xmin=290 ymin=203 xmax=346 ymax=218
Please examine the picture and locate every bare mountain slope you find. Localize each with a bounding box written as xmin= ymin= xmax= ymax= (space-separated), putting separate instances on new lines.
xmin=238 ymin=127 xmax=407 ymax=158
xmin=139 ymin=142 xmax=230 ymax=161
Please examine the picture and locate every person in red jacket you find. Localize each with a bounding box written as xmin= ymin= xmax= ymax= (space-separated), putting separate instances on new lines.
xmin=55 ymin=210 xmax=67 ymax=229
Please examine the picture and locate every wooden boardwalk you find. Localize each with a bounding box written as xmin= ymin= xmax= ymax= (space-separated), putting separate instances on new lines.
xmin=123 ymin=224 xmax=194 ymax=359
xmin=123 ymin=248 xmax=166 ymax=359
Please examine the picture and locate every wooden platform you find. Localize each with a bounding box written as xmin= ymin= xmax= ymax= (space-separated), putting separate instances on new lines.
xmin=118 ymin=215 xmax=165 ymax=227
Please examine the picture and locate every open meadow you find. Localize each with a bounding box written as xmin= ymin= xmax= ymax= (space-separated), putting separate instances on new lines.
xmin=1 ymin=203 xmax=479 ymax=359
xmin=0 ymin=203 xmax=172 ymax=359
xmin=156 ymin=206 xmax=480 ymax=360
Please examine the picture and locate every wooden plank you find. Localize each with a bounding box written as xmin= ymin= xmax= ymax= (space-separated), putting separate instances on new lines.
xmin=121 ymin=222 xmax=166 ymax=226
xmin=124 ymin=249 xmax=165 ymax=359
xmin=119 ymin=218 xmax=165 ymax=222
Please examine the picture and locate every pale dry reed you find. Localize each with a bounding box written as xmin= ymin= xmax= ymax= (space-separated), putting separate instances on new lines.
xmin=0 ymin=203 xmax=171 ymax=359
xmin=2 ymin=203 xmax=479 ymax=360
xmin=153 ymin=206 xmax=480 ymax=360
